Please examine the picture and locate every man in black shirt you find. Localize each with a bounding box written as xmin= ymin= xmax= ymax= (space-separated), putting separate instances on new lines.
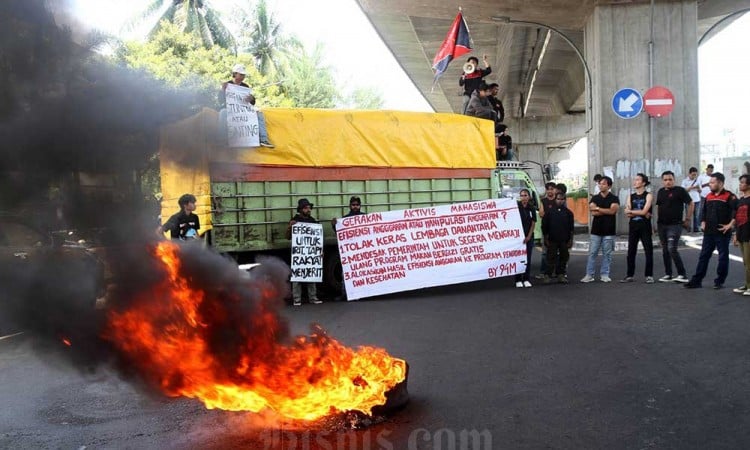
xmin=487 ymin=83 xmax=505 ymax=123
xmin=622 ymin=174 xmax=654 ymax=283
xmin=536 ymin=182 xmax=558 ymax=279
xmin=582 ymin=176 xmax=619 ymax=283
xmin=685 ymin=172 xmax=736 ymax=289
xmin=732 ymin=175 xmax=750 ymax=295
xmin=331 ymin=196 xmax=365 ymax=301
xmin=655 ymin=171 xmax=693 ymax=283
xmin=161 ymin=193 xmax=200 ymax=240
xmin=542 ymin=192 xmax=575 ymax=284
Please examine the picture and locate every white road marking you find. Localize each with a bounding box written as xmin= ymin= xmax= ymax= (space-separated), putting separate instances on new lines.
xmin=0 ymin=332 xmax=24 ymax=341
xmin=685 ymin=242 xmax=744 ymax=262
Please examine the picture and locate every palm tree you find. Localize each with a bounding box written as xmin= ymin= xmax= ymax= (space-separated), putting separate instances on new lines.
xmin=125 ymin=0 xmax=235 ymax=51
xmin=238 ymin=0 xmax=301 ymax=77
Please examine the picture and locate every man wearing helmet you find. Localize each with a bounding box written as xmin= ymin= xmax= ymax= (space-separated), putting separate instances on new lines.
xmin=221 ymin=63 xmax=275 ymax=148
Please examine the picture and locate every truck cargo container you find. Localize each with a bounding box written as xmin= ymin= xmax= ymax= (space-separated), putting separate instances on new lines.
xmin=159 ymin=108 xmax=504 ymax=291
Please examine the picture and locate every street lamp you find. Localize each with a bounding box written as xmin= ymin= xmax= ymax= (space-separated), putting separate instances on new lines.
xmin=491 ymin=16 xmax=592 ymax=133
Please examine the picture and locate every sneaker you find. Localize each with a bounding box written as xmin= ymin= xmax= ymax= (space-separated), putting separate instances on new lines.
xmin=293 ymin=300 xmax=302 ymax=306
xmin=523 ymin=281 xmax=532 ymax=288
xmin=713 ymin=284 xmax=724 ymax=290
xmin=743 ymin=290 xmax=750 ymax=296
xmin=260 ymin=140 xmax=275 ymax=148
xmin=534 ymin=274 xmax=547 ymax=280
xmin=310 ymin=298 xmax=323 ymax=304
xmin=600 ymin=275 xmax=612 ymax=283
xmin=542 ymin=275 xmax=552 ymax=284
xmin=658 ymin=275 xmax=673 ymax=282
xmin=620 ymin=277 xmax=634 ymax=283
xmin=557 ymin=274 xmax=569 ymax=284
xmin=645 ymin=276 xmax=655 ymax=284
xmin=515 ymin=281 xmax=524 ymax=288
xmin=580 ymin=275 xmax=595 ymax=283
xmin=672 ymin=275 xmax=689 ymax=283
xmin=733 ymin=286 xmax=747 ymax=293
xmin=684 ymin=282 xmax=701 ymax=289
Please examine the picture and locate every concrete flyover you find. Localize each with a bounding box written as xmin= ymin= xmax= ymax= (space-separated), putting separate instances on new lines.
xmin=356 ymin=0 xmax=750 ymax=232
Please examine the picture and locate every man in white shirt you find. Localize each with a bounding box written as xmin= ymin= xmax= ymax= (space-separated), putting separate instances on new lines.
xmin=696 ymin=164 xmax=714 ymax=229
xmin=682 ymin=167 xmax=701 ymax=232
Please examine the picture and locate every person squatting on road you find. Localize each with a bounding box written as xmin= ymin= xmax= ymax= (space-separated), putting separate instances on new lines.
xmin=287 ymin=198 xmax=322 ymax=306
xmin=621 ymin=173 xmax=654 ymax=283
xmin=581 ymin=176 xmax=620 ymax=283
xmin=542 ymin=192 xmax=574 ymax=284
xmin=514 ymin=189 xmax=537 ymax=288
xmin=161 ymin=193 xmax=200 ymax=240
xmin=685 ymin=172 xmax=736 ymax=290
xmin=655 ymin=171 xmax=693 ymax=283
xmin=732 ymin=175 xmax=750 ymax=296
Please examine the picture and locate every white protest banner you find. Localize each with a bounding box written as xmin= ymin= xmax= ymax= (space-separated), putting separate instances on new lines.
xmin=225 ymin=83 xmax=260 ymax=148
xmin=336 ymin=198 xmax=526 ymax=300
xmin=290 ymin=222 xmax=324 ymax=282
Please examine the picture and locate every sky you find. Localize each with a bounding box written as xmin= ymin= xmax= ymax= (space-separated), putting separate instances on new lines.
xmin=697 ymin=13 xmax=750 ymax=147
xmin=70 ymin=0 xmax=433 ymax=112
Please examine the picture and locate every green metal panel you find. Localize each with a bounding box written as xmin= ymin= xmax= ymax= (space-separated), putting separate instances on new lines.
xmin=210 ymin=172 xmax=498 ymax=253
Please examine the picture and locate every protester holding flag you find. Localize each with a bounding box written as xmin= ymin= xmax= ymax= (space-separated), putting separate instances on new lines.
xmin=459 ymin=55 xmax=492 ymax=114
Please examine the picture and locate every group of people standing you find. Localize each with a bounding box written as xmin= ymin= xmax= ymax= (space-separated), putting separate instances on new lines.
xmin=581 ymin=168 xmax=749 ymax=292
xmin=458 ymin=56 xmax=512 ymax=161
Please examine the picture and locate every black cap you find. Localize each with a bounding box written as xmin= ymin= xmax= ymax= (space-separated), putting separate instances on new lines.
xmin=297 ymin=198 xmax=314 ymax=212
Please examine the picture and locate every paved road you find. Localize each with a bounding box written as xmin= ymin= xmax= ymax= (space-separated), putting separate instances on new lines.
xmin=2 ymin=245 xmax=750 ymax=449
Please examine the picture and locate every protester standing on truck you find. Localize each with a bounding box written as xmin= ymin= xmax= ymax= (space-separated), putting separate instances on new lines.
xmin=220 ymin=63 xmax=274 ymax=148
xmin=514 ymin=189 xmax=536 ymax=288
xmin=287 ymin=198 xmax=322 ymax=306
xmin=331 ymin=196 xmax=365 ymax=301
xmin=459 ymin=55 xmax=491 ymax=114
xmin=161 ymin=193 xmax=200 ymax=240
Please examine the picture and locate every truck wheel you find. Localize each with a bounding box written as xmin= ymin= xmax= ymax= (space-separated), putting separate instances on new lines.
xmin=323 ymin=250 xmax=343 ymax=293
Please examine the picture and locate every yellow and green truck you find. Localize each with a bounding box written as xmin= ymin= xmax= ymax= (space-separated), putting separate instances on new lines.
xmin=159 ymin=108 xmax=537 ymax=290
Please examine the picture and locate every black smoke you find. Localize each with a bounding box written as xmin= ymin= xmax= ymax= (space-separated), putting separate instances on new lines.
xmin=0 ymin=0 xmax=286 ymax=375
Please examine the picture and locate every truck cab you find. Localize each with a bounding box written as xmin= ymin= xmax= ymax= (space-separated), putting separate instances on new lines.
xmin=495 ymin=161 xmax=544 ymax=239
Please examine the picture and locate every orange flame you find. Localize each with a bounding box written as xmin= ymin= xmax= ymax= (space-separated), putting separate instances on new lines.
xmin=104 ymin=242 xmax=406 ymax=421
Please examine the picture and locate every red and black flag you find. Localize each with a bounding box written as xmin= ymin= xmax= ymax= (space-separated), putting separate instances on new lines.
xmin=431 ymin=11 xmax=473 ymax=84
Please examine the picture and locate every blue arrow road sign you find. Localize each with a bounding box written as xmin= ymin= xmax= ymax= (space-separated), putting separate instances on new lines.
xmin=611 ymin=88 xmax=643 ymax=119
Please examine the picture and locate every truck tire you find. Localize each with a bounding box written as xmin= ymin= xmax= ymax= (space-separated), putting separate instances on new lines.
xmin=323 ymin=250 xmax=343 ymax=294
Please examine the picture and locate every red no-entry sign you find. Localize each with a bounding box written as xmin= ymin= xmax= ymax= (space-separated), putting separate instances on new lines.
xmin=643 ymin=86 xmax=675 ymax=117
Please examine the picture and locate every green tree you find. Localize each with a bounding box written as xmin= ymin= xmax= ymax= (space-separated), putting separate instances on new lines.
xmin=282 ymin=44 xmax=337 ymax=108
xmin=116 ymin=22 xmax=292 ymax=109
xmin=344 ymin=86 xmax=385 ymax=110
xmin=126 ymin=0 xmax=235 ymax=50
xmin=235 ymin=0 xmax=301 ymax=77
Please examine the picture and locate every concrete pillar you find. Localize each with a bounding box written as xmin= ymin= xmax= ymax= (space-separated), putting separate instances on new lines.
xmin=585 ymin=1 xmax=700 ymax=233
